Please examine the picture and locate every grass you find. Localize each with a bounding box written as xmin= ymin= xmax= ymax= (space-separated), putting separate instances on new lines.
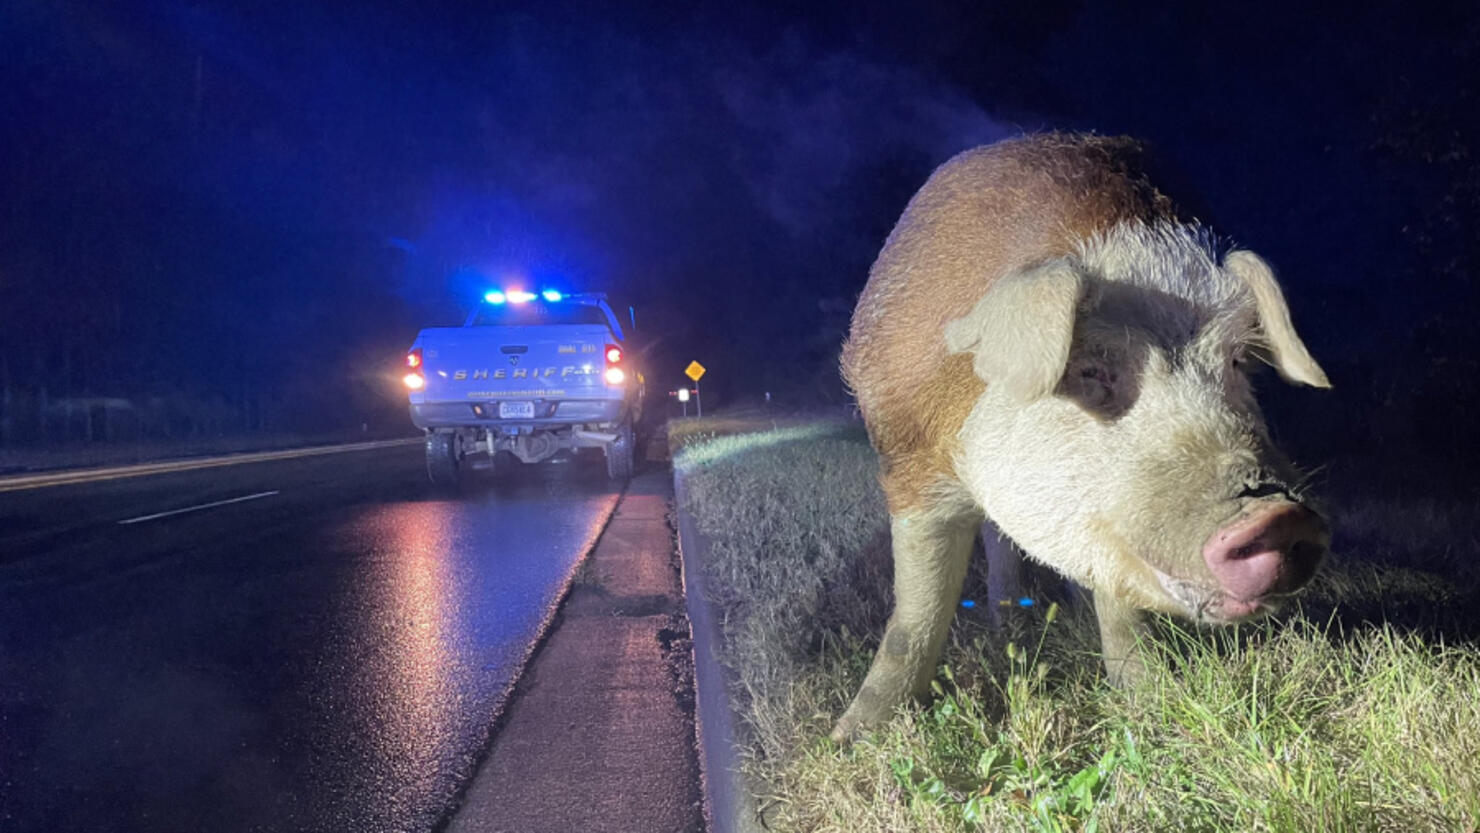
xmin=673 ymin=416 xmax=1480 ymax=833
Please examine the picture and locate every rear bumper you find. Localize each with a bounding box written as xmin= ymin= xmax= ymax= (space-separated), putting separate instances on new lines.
xmin=410 ymin=398 xmax=626 ymax=430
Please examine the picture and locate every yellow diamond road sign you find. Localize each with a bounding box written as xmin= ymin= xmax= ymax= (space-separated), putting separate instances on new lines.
xmin=685 ymin=361 xmax=706 ymax=382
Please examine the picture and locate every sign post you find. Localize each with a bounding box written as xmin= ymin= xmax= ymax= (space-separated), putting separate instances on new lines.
xmin=684 ymin=361 xmax=706 ymax=418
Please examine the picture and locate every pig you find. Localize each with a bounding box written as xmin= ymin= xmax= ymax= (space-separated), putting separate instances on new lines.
xmin=833 ymin=133 xmax=1331 ymax=741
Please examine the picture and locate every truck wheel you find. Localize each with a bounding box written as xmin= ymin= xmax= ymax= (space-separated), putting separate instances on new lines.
xmin=426 ymin=431 xmax=462 ymax=487
xmin=605 ymin=420 xmax=635 ymax=481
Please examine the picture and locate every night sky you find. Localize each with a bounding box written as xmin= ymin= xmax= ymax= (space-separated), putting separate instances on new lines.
xmin=3 ymin=1 xmax=1477 ymax=484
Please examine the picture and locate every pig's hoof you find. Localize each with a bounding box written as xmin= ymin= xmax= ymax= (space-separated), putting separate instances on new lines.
xmin=1103 ymin=654 xmax=1150 ymax=687
xmin=829 ymin=720 xmax=855 ymax=745
xmin=830 ymin=712 xmax=869 ymax=745
xmin=830 ymin=686 xmax=894 ymax=743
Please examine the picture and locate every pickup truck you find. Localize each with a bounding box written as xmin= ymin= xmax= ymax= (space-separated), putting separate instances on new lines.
xmin=403 ymin=290 xmax=643 ymax=485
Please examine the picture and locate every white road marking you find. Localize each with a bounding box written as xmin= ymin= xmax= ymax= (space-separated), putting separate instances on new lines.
xmin=117 ymin=490 xmax=281 ymax=525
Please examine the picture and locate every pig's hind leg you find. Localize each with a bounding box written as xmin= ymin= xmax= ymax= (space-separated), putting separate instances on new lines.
xmin=832 ymin=507 xmax=981 ymax=741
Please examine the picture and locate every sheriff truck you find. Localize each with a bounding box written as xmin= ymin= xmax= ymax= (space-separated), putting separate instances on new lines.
xmin=403 ymin=289 xmax=643 ymax=486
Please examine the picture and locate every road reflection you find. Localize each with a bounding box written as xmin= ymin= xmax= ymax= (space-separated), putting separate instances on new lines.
xmin=365 ymin=500 xmax=459 ymax=810
xmin=306 ymin=460 xmax=622 ymax=831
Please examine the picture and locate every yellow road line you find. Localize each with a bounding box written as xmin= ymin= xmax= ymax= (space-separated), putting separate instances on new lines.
xmin=0 ymin=437 xmax=422 ymax=493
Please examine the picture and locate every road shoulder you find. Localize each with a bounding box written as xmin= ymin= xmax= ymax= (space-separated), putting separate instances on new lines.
xmin=445 ymin=468 xmax=703 ymax=833
xmin=0 ymin=437 xmax=421 ymax=492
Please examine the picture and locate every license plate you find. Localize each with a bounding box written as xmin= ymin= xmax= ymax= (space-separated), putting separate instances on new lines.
xmin=498 ymin=401 xmax=535 ymax=419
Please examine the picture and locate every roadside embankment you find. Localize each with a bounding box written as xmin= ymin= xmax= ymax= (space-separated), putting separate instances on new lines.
xmin=671 ymin=415 xmax=1480 ymax=832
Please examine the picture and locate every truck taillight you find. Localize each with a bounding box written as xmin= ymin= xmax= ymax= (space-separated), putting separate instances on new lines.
xmin=604 ymin=344 xmax=624 ymax=385
xmin=404 ymin=348 xmax=425 ymax=390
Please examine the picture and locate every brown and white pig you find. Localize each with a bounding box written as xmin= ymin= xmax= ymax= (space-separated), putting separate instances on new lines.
xmin=834 ymin=133 xmax=1331 ymax=740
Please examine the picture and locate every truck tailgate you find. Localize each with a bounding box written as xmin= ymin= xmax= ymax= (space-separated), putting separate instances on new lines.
xmin=420 ymin=324 xmax=613 ymax=401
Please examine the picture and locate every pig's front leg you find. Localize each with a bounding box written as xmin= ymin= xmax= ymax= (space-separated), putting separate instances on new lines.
xmin=832 ymin=509 xmax=979 ymax=742
xmin=1094 ymin=589 xmax=1151 ymax=685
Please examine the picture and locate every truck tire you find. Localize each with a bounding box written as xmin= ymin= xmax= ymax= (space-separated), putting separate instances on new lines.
xmin=605 ymin=420 xmax=635 ymax=481
xmin=426 ymin=431 xmax=462 ymax=488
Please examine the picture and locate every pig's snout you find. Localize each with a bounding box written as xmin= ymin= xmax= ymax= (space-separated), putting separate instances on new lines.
xmin=1202 ymin=501 xmax=1327 ymax=604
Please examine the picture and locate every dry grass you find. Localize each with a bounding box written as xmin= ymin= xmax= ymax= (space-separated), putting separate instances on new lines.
xmin=674 ymin=417 xmax=1480 ymax=833
xmin=666 ymin=412 xmax=832 ymax=455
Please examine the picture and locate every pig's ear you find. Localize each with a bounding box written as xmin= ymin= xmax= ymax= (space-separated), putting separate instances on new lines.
xmin=944 ymin=259 xmax=1084 ymax=402
xmin=1223 ymin=250 xmax=1331 ymax=389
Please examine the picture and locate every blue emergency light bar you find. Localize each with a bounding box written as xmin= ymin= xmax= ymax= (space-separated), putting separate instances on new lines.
xmin=482 ymin=289 xmax=608 ymax=308
xmin=484 ymin=288 xmax=561 ymax=305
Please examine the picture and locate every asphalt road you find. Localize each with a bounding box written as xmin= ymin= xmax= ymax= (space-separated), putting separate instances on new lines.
xmin=0 ymin=443 xmax=622 ymax=833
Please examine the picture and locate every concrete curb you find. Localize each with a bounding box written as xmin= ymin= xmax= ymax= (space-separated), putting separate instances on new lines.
xmin=673 ymin=469 xmax=765 ymax=833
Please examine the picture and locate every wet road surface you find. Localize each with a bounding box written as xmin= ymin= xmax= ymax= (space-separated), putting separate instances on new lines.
xmin=0 ymin=444 xmax=621 ymax=832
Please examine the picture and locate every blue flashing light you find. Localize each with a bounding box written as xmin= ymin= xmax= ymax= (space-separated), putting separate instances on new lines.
xmin=960 ymin=599 xmax=976 ymax=609
xmin=485 ymin=290 xmax=506 ymax=304
xmin=542 ymin=289 xmax=563 ymax=302
xmin=507 ymin=290 xmax=536 ymax=303
xmin=1018 ymin=597 xmax=1035 ymax=608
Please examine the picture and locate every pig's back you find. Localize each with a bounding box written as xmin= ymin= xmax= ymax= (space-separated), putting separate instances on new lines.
xmin=842 ymin=134 xmax=1182 ymax=489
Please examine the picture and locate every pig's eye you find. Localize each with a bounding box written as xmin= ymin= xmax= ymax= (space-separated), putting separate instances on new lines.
xmin=1080 ymin=365 xmax=1116 ymax=384
xmin=1060 ymin=351 xmax=1137 ymax=418
xmin=1068 ymin=363 xmax=1117 ymax=410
